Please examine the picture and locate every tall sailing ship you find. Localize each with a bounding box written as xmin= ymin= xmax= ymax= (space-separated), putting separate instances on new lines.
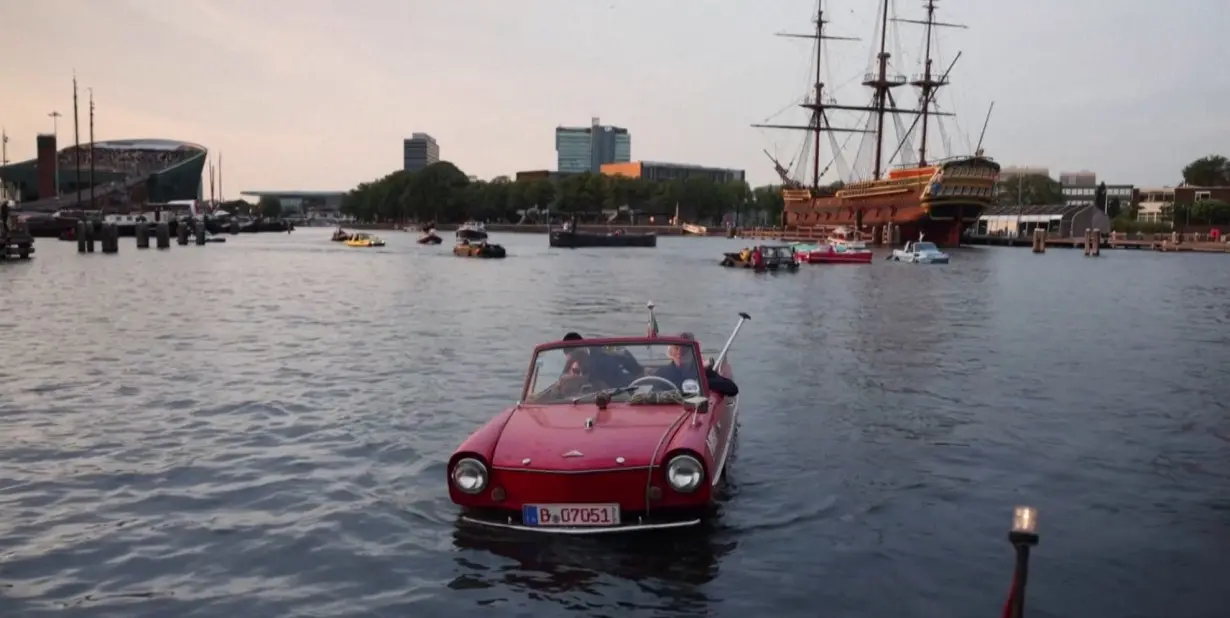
xmin=754 ymin=0 xmax=1000 ymax=247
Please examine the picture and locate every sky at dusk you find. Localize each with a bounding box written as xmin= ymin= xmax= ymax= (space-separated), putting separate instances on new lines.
xmin=1 ymin=0 xmax=1226 ymax=195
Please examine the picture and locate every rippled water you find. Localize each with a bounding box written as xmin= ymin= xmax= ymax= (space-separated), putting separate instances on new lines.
xmin=1 ymin=229 xmax=1227 ymax=617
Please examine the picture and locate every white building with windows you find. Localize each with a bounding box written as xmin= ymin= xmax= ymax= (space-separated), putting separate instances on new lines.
xmin=1136 ymin=187 xmax=1174 ymax=223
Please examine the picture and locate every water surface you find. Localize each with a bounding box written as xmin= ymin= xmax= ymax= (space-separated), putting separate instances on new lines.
xmin=1 ymin=229 xmax=1227 ymax=617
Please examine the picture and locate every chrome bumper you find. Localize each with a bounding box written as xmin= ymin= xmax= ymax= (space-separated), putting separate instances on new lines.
xmin=460 ymin=514 xmax=702 ymax=535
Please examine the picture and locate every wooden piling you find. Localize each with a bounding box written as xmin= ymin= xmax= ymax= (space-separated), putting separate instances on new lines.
xmin=194 ymin=221 xmax=206 ymax=245
xmin=155 ymin=222 xmax=171 ymax=249
xmin=76 ymin=220 xmax=88 ymax=253
xmin=106 ymin=223 xmax=121 ymax=253
xmin=176 ymin=221 xmax=190 ymax=245
xmin=1032 ymin=228 xmax=1046 ymax=253
xmin=85 ymin=221 xmax=96 ymax=253
xmin=135 ymin=222 xmax=150 ymax=248
xmin=1083 ymin=229 xmax=1091 ymax=256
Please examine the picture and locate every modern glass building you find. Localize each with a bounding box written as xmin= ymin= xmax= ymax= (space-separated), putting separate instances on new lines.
xmin=403 ymin=133 xmax=440 ymax=172
xmin=555 ymin=117 xmax=630 ymax=173
xmin=0 ymin=137 xmax=206 ymax=209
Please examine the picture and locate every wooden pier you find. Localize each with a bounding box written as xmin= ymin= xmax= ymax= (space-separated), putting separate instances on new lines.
xmin=969 ymin=230 xmax=1230 ymax=253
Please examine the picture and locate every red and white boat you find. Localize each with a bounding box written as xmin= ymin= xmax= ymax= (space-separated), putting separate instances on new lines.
xmin=797 ymin=228 xmax=874 ymax=264
xmin=446 ymin=302 xmax=749 ymax=534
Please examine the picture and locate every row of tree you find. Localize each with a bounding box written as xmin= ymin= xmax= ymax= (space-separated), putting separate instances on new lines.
xmin=336 ymin=161 xmax=785 ymax=225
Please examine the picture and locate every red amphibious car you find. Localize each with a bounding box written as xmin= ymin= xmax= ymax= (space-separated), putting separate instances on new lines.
xmin=447 ymin=309 xmax=747 ymax=534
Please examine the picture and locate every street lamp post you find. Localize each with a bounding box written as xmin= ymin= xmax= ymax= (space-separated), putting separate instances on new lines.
xmin=49 ymin=110 xmax=62 ymax=195
xmin=1003 ymin=506 xmax=1040 ymax=618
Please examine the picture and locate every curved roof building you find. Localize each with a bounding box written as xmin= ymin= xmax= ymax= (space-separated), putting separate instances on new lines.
xmin=0 ymin=136 xmax=206 ymax=211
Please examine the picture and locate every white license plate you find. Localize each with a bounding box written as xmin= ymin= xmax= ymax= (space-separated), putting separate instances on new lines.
xmin=522 ymin=503 xmax=620 ymax=527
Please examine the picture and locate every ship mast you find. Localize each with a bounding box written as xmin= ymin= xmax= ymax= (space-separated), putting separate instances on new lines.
xmin=893 ymin=0 xmax=966 ymax=166
xmin=752 ymin=0 xmax=871 ymax=191
xmin=863 ymin=0 xmax=904 ymax=180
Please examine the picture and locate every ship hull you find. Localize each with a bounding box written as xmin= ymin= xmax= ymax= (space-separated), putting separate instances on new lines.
xmin=782 ymin=156 xmax=1001 ymax=248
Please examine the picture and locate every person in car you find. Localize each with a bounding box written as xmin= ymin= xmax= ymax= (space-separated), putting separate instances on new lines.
xmin=561 ymin=332 xmax=642 ymax=386
xmin=651 ymin=333 xmax=739 ymax=397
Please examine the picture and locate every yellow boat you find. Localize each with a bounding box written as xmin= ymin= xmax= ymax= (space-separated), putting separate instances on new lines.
xmin=344 ymin=233 xmax=385 ymax=247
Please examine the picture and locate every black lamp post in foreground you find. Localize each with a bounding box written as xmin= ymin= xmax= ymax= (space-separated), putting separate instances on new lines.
xmin=1003 ymin=506 xmax=1040 ymax=618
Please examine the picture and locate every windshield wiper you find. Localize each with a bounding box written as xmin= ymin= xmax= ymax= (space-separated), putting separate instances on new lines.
xmin=572 ymin=385 xmax=638 ymax=404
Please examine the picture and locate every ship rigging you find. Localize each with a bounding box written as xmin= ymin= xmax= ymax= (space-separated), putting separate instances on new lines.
xmin=754 ymin=0 xmax=968 ymax=188
xmin=750 ymin=0 xmax=1001 ymax=248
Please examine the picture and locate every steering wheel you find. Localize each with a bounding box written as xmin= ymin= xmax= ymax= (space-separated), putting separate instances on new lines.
xmin=627 ymin=375 xmax=682 ymax=394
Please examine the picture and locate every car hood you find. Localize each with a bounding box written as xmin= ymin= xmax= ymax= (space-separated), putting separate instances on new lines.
xmin=492 ymin=403 xmax=691 ymax=470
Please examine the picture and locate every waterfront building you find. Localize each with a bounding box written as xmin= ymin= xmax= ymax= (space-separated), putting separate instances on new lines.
xmin=973 ymin=203 xmax=1111 ymax=238
xmin=555 ymin=117 xmax=630 ymax=173
xmin=1135 ymin=187 xmax=1174 ymax=223
xmin=600 ymin=161 xmax=745 ymax=184
xmin=239 ymin=190 xmax=346 ymax=218
xmin=1101 ymin=184 xmax=1134 ymax=214
xmin=0 ymin=137 xmax=206 ymax=210
xmin=999 ymin=166 xmax=1051 ymax=178
xmin=1060 ymin=170 xmax=1097 ymax=208
xmin=403 ymin=133 xmax=439 ymax=172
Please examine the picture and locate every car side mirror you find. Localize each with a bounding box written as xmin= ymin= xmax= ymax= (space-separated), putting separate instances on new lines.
xmin=684 ymin=395 xmax=709 ymax=414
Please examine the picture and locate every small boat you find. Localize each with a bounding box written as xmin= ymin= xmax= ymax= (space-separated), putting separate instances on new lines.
xmin=549 ymin=218 xmax=657 ymax=248
xmin=720 ymin=245 xmax=799 ymax=271
xmin=550 ymin=228 xmax=657 ymax=248
xmin=456 ymin=221 xmax=488 ymax=242
xmin=794 ymin=227 xmax=874 ymax=264
xmin=890 ymin=235 xmax=949 ymax=264
xmin=331 ymin=228 xmax=353 ymax=242
xmin=418 ymin=229 xmax=443 ymax=244
xmin=344 ymin=232 xmax=386 ymax=247
xmin=454 ymin=241 xmax=506 ymax=258
xmin=799 ymin=243 xmax=873 ymax=264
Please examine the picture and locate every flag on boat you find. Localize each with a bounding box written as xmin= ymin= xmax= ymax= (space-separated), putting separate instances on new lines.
xmin=647 ymin=311 xmax=659 ymax=338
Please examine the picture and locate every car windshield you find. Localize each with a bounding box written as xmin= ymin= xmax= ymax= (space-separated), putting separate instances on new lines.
xmin=523 ymin=342 xmax=705 ymax=404
xmin=916 ymin=242 xmax=938 ymax=251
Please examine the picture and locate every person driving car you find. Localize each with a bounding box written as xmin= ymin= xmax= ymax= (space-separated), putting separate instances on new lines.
xmin=651 ymin=333 xmax=739 ymax=397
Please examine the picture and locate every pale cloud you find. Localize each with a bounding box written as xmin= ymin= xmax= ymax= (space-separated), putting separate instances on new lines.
xmin=0 ymin=0 xmax=1226 ymax=196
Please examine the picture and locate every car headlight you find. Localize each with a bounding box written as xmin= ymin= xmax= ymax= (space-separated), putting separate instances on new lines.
xmin=451 ymin=457 xmax=488 ymax=494
xmin=666 ymin=454 xmax=704 ymax=493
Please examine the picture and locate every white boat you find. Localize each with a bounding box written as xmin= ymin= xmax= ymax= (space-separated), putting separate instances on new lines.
xmin=455 ymin=221 xmax=488 ymax=241
xmin=890 ymin=235 xmax=950 ymax=264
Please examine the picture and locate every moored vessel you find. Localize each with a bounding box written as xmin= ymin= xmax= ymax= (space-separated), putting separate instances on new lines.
xmin=794 ymin=226 xmax=874 ymax=264
xmin=344 ymin=232 xmax=385 ymax=247
xmin=753 ymin=0 xmax=999 ymax=248
xmin=454 ymin=240 xmax=506 ymax=258
xmin=456 ymin=221 xmax=488 ymax=242
xmin=890 ymin=234 xmax=949 ymax=263
xmin=548 ymin=217 xmax=656 ymax=248
xmin=417 ymin=227 xmax=443 ymax=244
